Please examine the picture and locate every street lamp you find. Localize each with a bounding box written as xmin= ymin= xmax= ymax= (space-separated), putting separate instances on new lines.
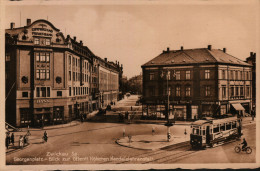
xmin=164 ymin=70 xmax=173 ymax=142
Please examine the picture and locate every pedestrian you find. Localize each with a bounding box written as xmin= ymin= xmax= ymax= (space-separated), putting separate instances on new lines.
xmin=43 ymin=131 xmax=48 ymax=142
xmin=19 ymin=135 xmax=24 ymax=148
xmin=11 ymin=133 xmax=14 ymax=146
xmin=6 ymin=134 xmax=10 ymax=149
xmin=251 ymin=109 xmax=255 ymax=121
xmin=131 ymin=106 xmax=132 ymax=111
xmin=23 ymin=135 xmax=27 ymax=145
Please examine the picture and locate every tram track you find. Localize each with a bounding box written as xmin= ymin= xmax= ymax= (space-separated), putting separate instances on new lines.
xmin=99 ymin=141 xmax=192 ymax=164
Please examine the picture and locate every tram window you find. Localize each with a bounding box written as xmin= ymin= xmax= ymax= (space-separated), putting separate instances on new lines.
xmin=226 ymin=123 xmax=231 ymax=130
xmin=220 ymin=124 xmax=225 ymax=131
xmin=213 ymin=125 xmax=219 ymax=133
xmin=232 ymin=122 xmax=237 ymax=128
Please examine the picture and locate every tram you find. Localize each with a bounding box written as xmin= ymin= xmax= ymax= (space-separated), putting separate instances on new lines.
xmin=190 ymin=117 xmax=242 ymax=148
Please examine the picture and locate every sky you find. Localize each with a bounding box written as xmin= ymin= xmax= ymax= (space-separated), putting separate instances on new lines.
xmin=4 ymin=0 xmax=259 ymax=78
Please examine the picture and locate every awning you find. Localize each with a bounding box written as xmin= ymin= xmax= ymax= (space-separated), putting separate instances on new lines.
xmin=231 ymin=103 xmax=245 ymax=111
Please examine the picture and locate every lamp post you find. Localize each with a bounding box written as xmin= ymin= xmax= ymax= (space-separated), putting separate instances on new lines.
xmin=164 ymin=70 xmax=173 ymax=142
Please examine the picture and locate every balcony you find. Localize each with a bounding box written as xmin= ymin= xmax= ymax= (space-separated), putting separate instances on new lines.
xmin=230 ymin=96 xmax=245 ymax=100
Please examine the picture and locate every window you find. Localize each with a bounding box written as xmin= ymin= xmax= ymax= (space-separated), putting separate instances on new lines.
xmin=40 ymin=69 xmax=46 ymax=79
xmin=246 ymin=72 xmax=248 ymax=80
xmin=220 ymin=124 xmax=225 ymax=131
xmin=46 ymin=39 xmax=51 ymax=45
xmin=41 ymin=87 xmax=46 ymax=97
xmin=235 ymin=87 xmax=239 ymax=96
xmin=73 ymin=87 xmax=75 ymax=96
xmin=47 ymin=87 xmax=50 ymax=97
xmin=185 ymin=86 xmax=191 ymax=97
xmin=240 ymin=86 xmax=244 ymax=96
xmin=36 ymin=88 xmax=40 ymax=98
xmin=240 ymin=71 xmax=243 ymax=80
xmin=46 ymin=70 xmax=50 ymax=80
xmin=186 ymin=71 xmax=190 ymax=80
xmin=205 ymin=86 xmax=210 ymax=96
xmin=246 ymin=86 xmax=250 ymax=97
xmin=226 ymin=122 xmax=231 ymax=130
xmin=22 ymin=92 xmax=28 ymax=97
xmin=231 ymin=86 xmax=234 ymax=97
xmin=73 ymin=72 xmax=75 ymax=81
xmin=46 ymin=53 xmax=50 ymax=62
xmin=20 ymin=108 xmax=31 ymax=125
xmin=69 ymin=55 xmax=71 ymax=65
xmin=36 ymin=53 xmax=40 ymax=62
xmin=69 ymin=87 xmax=71 ymax=96
xmin=176 ymin=71 xmax=180 ymax=80
xmin=36 ymin=69 xmax=40 ymax=79
xmin=40 ymin=53 xmax=46 ymax=62
xmin=176 ymin=86 xmax=181 ymax=96
xmin=235 ymin=71 xmax=238 ymax=80
xmin=149 ymin=73 xmax=155 ymax=80
xmin=57 ymin=91 xmax=62 ymax=97
xmin=213 ymin=125 xmax=219 ymax=133
xmin=73 ymin=57 xmax=75 ymax=66
xmin=222 ymin=86 xmax=226 ymax=98
xmin=230 ymin=71 xmax=234 ymax=80
xmin=222 ymin=70 xmax=225 ymax=79
xmin=69 ymin=71 xmax=71 ymax=81
xmin=34 ymin=38 xmax=39 ymax=45
xmin=205 ymin=70 xmax=210 ymax=79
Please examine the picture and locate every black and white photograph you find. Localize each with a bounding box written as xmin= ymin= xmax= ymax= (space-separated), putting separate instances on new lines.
xmin=1 ymin=0 xmax=259 ymax=170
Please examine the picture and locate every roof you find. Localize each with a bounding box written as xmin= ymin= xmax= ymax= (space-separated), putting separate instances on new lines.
xmin=142 ymin=48 xmax=251 ymax=67
xmin=192 ymin=116 xmax=239 ymax=126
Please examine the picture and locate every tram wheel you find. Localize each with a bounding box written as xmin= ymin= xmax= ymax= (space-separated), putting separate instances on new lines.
xmin=246 ymin=147 xmax=252 ymax=154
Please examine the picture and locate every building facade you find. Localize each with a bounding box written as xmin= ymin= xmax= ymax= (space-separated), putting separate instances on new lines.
xmin=5 ymin=19 xmax=121 ymax=127
xmin=141 ymin=46 xmax=252 ymax=121
xmin=246 ymin=52 xmax=256 ymax=111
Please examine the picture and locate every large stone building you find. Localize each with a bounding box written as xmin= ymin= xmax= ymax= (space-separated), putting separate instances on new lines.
xmin=246 ymin=52 xmax=256 ymax=111
xmin=141 ymin=45 xmax=253 ymax=120
xmin=5 ymin=19 xmax=122 ymax=127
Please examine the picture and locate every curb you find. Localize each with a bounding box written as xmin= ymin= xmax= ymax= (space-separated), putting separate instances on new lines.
xmin=20 ymin=121 xmax=81 ymax=132
xmin=115 ymin=139 xmax=153 ymax=151
xmin=115 ymin=138 xmax=190 ymax=151
xmin=6 ymin=143 xmax=31 ymax=155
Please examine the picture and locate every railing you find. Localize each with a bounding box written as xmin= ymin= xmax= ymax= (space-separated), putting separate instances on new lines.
xmin=5 ymin=122 xmax=21 ymax=132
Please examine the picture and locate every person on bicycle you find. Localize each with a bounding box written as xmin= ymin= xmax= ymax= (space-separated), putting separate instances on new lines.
xmin=241 ymin=138 xmax=247 ymax=151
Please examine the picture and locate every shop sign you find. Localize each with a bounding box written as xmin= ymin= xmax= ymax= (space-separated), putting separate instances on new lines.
xmin=36 ymin=99 xmax=50 ymax=103
xmin=32 ymin=27 xmax=53 ymax=37
xmin=201 ymin=101 xmax=215 ymax=105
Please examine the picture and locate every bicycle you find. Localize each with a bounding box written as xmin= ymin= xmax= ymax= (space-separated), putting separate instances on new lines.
xmin=234 ymin=144 xmax=252 ymax=154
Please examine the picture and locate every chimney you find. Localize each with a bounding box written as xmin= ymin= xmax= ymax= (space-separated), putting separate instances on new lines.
xmin=250 ymin=52 xmax=254 ymax=57
xmin=73 ymin=36 xmax=76 ymax=41
xmin=223 ymin=48 xmax=226 ymax=53
xmin=27 ymin=19 xmax=31 ymax=26
xmin=208 ymin=45 xmax=212 ymax=50
xmin=181 ymin=46 xmax=183 ymax=51
xmin=80 ymin=40 xmax=83 ymax=45
xmin=10 ymin=22 xmax=15 ymax=29
xmin=167 ymin=47 xmax=170 ymax=52
xmin=67 ymin=35 xmax=70 ymax=39
xmin=104 ymin=58 xmax=107 ymax=62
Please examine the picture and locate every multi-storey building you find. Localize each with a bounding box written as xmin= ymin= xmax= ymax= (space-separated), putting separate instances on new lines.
xmin=141 ymin=45 xmax=252 ymax=120
xmin=5 ymin=19 xmax=121 ymax=127
xmin=246 ymin=52 xmax=256 ymax=111
xmin=98 ymin=57 xmax=120 ymax=108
